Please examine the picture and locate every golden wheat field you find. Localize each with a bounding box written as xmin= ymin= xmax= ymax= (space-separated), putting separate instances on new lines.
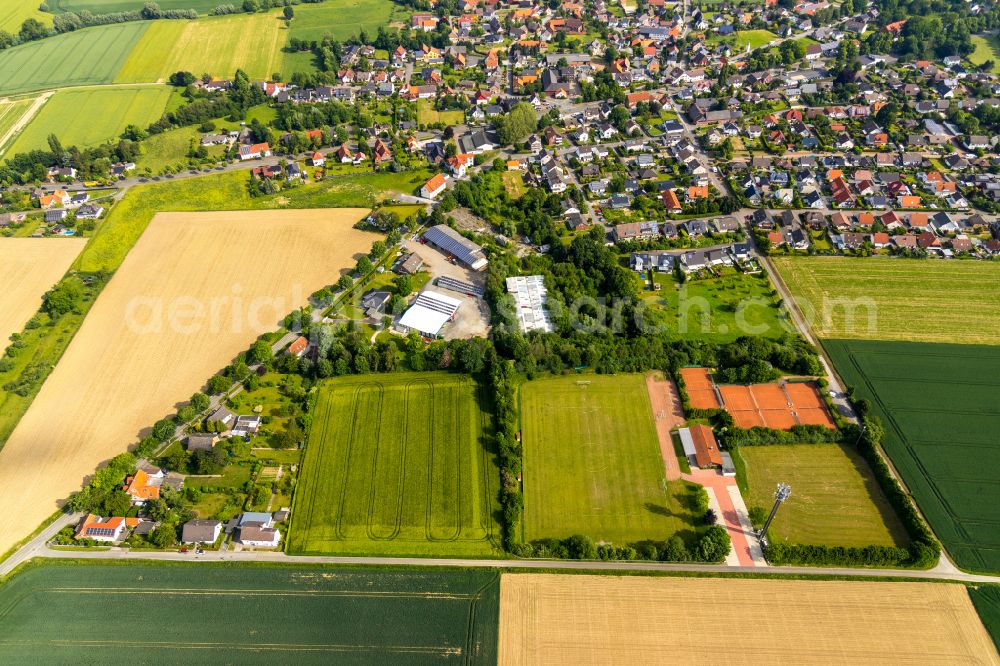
xmin=0 ymin=238 xmax=85 ymax=350
xmin=0 ymin=209 xmax=375 ymax=554
xmin=499 ymin=574 xmax=1000 ymax=666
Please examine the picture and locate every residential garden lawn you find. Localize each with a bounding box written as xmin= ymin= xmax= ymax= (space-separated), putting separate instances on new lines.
xmin=970 ymin=34 xmax=1000 ymax=73
xmin=7 ymin=86 xmax=173 ymax=154
xmin=741 ymin=443 xmax=908 ymax=548
xmin=134 ymin=125 xmax=225 ymax=173
xmin=825 ymin=339 xmax=1000 ymax=573
xmin=252 ymin=448 xmax=302 ymax=465
xmin=416 ymin=99 xmax=465 ymax=125
xmin=502 ymin=170 xmax=525 ymax=199
xmin=189 ymin=491 xmax=230 ymax=520
xmin=48 ymin=0 xmax=221 ymax=11
xmin=970 ymin=586 xmax=1000 ymax=652
xmin=774 ymin=257 xmax=1000 ymax=345
xmin=245 ymin=104 xmax=278 ymax=125
xmin=710 ymin=29 xmax=777 ymax=50
xmin=0 ymin=97 xmax=37 ymax=153
xmin=638 ymin=268 xmax=790 ymax=343
xmin=289 ymin=0 xmax=404 ymax=42
xmin=115 ymin=13 xmax=287 ymax=83
xmin=0 ymin=564 xmax=500 ymax=665
xmin=225 ymin=372 xmax=302 ymax=447
xmin=175 ymin=462 xmax=253 ymax=491
xmin=0 ymin=22 xmax=148 ymax=95
xmin=521 ymin=373 xmax=706 ymax=546
xmin=75 ymin=168 xmax=430 ymax=273
xmin=0 ymin=0 xmax=49 ymax=33
xmin=289 ymin=372 xmax=502 ymax=557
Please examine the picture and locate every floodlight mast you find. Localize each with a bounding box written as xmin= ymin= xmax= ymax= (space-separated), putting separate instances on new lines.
xmin=759 ymin=483 xmax=791 ymax=540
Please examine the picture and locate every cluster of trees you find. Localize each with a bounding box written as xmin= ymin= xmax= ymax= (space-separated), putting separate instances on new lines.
xmin=715 ymin=335 xmax=823 ymax=384
xmin=490 ymin=359 xmax=521 ymax=549
xmin=51 ymin=3 xmax=197 ymax=34
xmin=494 ymin=102 xmax=537 ymax=147
xmin=515 ymin=526 xmax=732 ymax=563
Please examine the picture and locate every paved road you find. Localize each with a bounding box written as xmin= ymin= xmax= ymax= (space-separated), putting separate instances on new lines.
xmin=7 ymin=543 xmax=1000 ymax=585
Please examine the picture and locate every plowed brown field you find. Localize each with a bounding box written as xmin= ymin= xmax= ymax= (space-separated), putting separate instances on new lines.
xmin=0 ymin=238 xmax=85 ymax=351
xmin=499 ymin=574 xmax=999 ymax=665
xmin=0 ymin=210 xmax=375 ymax=555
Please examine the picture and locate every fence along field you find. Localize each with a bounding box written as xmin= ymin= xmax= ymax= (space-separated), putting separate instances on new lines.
xmin=0 ymin=22 xmax=148 ymax=95
xmin=498 ymin=574 xmax=1000 ymax=665
xmin=0 ymin=209 xmax=376 ymax=557
xmin=0 ymin=564 xmax=501 ymax=664
xmin=6 ymin=86 xmax=173 ymax=155
xmin=290 ymin=372 xmax=502 ymax=556
xmin=521 ymin=373 xmax=704 ymax=545
xmin=0 ymin=239 xmax=86 ymax=354
xmin=115 ymin=13 xmax=288 ymax=83
xmin=825 ymin=339 xmax=1000 ymax=573
xmin=773 ymin=257 xmax=1000 ymax=346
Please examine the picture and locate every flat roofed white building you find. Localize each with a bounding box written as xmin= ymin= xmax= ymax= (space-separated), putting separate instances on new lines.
xmin=506 ymin=275 xmax=554 ymax=333
xmin=398 ymin=290 xmax=463 ymax=338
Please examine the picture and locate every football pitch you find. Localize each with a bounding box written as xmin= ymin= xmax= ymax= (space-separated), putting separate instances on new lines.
xmin=825 ymin=339 xmax=1000 ymax=572
xmin=521 ymin=374 xmax=704 ymax=545
xmin=0 ymin=564 xmax=500 ymax=664
xmin=289 ymin=373 xmax=502 ymax=557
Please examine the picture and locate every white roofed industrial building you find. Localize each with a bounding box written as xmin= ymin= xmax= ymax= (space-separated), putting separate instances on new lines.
xmin=422 ymin=224 xmax=489 ymax=271
xmin=397 ymin=290 xmax=463 ymax=338
xmin=506 ymin=275 xmax=554 ymax=333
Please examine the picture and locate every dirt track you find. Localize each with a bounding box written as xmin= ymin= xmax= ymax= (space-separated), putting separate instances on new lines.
xmin=499 ymin=574 xmax=1000 ymax=665
xmin=0 ymin=209 xmax=376 ymax=555
xmin=644 ymin=372 xmax=683 ymax=481
xmin=0 ymin=238 xmax=85 ymax=350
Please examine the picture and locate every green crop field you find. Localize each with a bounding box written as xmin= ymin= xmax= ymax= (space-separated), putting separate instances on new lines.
xmin=741 ymin=443 xmax=908 ymax=548
xmin=640 ymin=269 xmax=790 ymax=343
xmin=116 ymin=13 xmax=287 ymax=83
xmin=970 ymin=586 xmax=1000 ymax=652
xmin=0 ymin=563 xmax=500 ymax=664
xmin=521 ymin=374 xmax=706 ymax=545
xmin=825 ymin=339 xmax=1000 ymax=572
xmin=290 ymin=0 xmax=404 ymax=43
xmin=970 ymin=35 xmax=1000 ymax=73
xmin=0 ymin=22 xmax=148 ymax=95
xmin=0 ymin=98 xmax=38 ymax=153
xmin=774 ymin=257 xmax=1000 ymax=346
xmin=289 ymin=372 xmax=502 ymax=557
xmin=0 ymin=1 xmax=49 ymax=34
xmin=48 ymin=0 xmax=221 ymax=12
xmin=7 ymin=86 xmax=172 ymax=155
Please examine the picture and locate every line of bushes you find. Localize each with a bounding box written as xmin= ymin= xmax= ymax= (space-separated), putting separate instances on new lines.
xmin=723 ymin=423 xmax=846 ymax=446
xmin=512 ymin=526 xmax=732 ymax=564
xmin=488 ymin=358 xmax=521 ymax=551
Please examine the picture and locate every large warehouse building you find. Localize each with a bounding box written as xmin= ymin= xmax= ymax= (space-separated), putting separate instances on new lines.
xmin=422 ymin=224 xmax=489 ymax=271
xmin=397 ymin=290 xmax=463 ymax=338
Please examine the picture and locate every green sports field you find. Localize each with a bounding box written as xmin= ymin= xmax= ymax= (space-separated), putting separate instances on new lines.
xmin=825 ymin=339 xmax=1000 ymax=572
xmin=289 ymin=0 xmax=404 ymax=43
xmin=115 ymin=13 xmax=287 ymax=83
xmin=0 ymin=22 xmax=148 ymax=95
xmin=521 ymin=374 xmax=705 ymax=545
xmin=48 ymin=0 xmax=221 ymax=11
xmin=0 ymin=563 xmax=500 ymax=664
xmin=741 ymin=443 xmax=908 ymax=548
xmin=971 ymin=586 xmax=1000 ymax=652
xmin=7 ymin=86 xmax=172 ymax=154
xmin=289 ymin=372 xmax=502 ymax=557
xmin=774 ymin=257 xmax=1000 ymax=346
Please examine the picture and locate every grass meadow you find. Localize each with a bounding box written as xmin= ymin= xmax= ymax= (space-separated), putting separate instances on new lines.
xmin=640 ymin=269 xmax=790 ymax=343
xmin=48 ymin=0 xmax=221 ymax=11
xmin=521 ymin=374 xmax=706 ymax=546
xmin=741 ymin=443 xmax=908 ymax=548
xmin=289 ymin=0 xmax=404 ymax=43
xmin=7 ymin=86 xmax=172 ymax=154
xmin=289 ymin=373 xmax=502 ymax=557
xmin=970 ymin=34 xmax=1000 ymax=73
xmin=709 ymin=29 xmax=778 ymax=50
xmin=0 ymin=23 xmax=148 ymax=95
xmin=115 ymin=13 xmax=287 ymax=83
xmin=0 ymin=564 xmax=500 ymax=664
xmin=825 ymin=339 xmax=1000 ymax=573
xmin=774 ymin=257 xmax=1000 ymax=345
xmin=416 ymin=99 xmax=464 ymax=125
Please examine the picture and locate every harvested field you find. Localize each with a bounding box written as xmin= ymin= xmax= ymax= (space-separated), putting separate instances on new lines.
xmin=678 ymin=367 xmax=719 ymax=409
xmin=0 ymin=239 xmax=86 ymax=352
xmin=499 ymin=574 xmax=1000 ymax=665
xmin=718 ymin=381 xmax=835 ymax=430
xmin=0 ymin=563 xmax=500 ymax=664
xmin=0 ymin=209 xmax=376 ymax=556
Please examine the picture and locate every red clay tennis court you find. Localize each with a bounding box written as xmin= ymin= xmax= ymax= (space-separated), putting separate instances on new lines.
xmin=750 ymin=383 xmax=789 ymax=410
xmin=679 ymin=367 xmax=721 ymax=409
xmin=718 ymin=385 xmax=755 ymax=412
xmin=719 ymin=380 xmax=836 ymax=430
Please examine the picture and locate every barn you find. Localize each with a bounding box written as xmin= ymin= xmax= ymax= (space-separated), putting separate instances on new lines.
xmin=397 ymin=291 xmax=462 ymax=338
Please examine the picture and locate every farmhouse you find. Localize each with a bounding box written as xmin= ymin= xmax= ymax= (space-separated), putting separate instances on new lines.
xmin=185 ymin=433 xmax=218 ymax=452
xmin=181 ymin=519 xmax=222 ymax=544
xmin=239 ymin=143 xmax=272 ymax=160
xmin=422 ymin=224 xmax=488 ymax=270
xmin=678 ymin=424 xmax=722 ymax=469
xmin=75 ymin=514 xmax=131 ymax=543
xmin=397 ymin=291 xmax=463 ymax=338
xmin=506 ymin=275 xmax=554 ymax=333
xmin=123 ymin=468 xmax=165 ymax=505
xmin=286 ymin=335 xmax=309 ymax=358
xmin=420 ymin=173 xmax=449 ymax=199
